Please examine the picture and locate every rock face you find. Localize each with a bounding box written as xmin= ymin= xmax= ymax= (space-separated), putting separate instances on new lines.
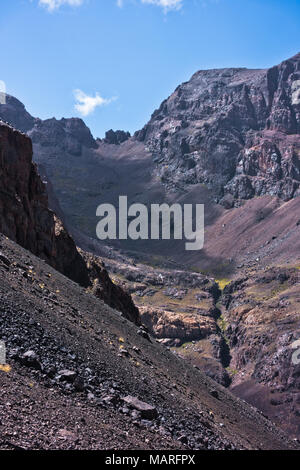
xmin=0 ymin=121 xmax=89 ymax=286
xmin=102 ymin=129 xmax=131 ymax=145
xmin=0 ymin=121 xmax=140 ymax=324
xmin=136 ymin=52 xmax=300 ymax=203
xmin=221 ymin=267 xmax=300 ymax=438
xmin=53 ymin=216 xmax=90 ymax=286
xmin=140 ymin=307 xmax=217 ymax=341
xmin=0 ymin=95 xmax=35 ymax=133
xmin=29 ymin=117 xmax=97 ymax=156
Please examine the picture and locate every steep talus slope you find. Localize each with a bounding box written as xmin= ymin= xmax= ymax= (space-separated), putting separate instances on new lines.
xmin=0 ymin=234 xmax=297 ymax=450
xmin=203 ymin=195 xmax=300 ymax=271
xmin=0 ymin=121 xmax=139 ymax=324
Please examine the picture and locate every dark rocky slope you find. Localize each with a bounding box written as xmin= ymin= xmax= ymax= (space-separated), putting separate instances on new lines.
xmin=0 ymin=234 xmax=297 ymax=450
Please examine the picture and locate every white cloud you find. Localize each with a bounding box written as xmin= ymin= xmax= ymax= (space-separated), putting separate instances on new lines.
xmin=74 ymin=89 xmax=116 ymax=117
xmin=38 ymin=0 xmax=84 ymax=12
xmin=38 ymin=0 xmax=183 ymax=13
xmin=117 ymin=0 xmax=183 ymax=12
xmin=141 ymin=0 xmax=183 ymax=12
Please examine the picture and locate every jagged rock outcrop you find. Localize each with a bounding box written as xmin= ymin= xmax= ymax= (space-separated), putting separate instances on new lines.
xmin=29 ymin=117 xmax=97 ymax=156
xmin=0 ymin=95 xmax=97 ymax=155
xmin=80 ymin=250 xmax=141 ymax=326
xmin=0 ymin=121 xmax=140 ymax=324
xmin=53 ymin=216 xmax=90 ymax=286
xmin=0 ymin=123 xmax=53 ymax=265
xmin=102 ymin=129 xmax=131 ymax=145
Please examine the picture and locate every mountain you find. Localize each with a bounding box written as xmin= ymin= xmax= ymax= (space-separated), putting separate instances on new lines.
xmin=1 ymin=52 xmax=300 ymax=443
xmin=1 ymin=122 xmax=297 ymax=450
xmin=1 ymin=53 xmax=300 ymax=270
xmin=136 ymin=52 xmax=300 ymax=203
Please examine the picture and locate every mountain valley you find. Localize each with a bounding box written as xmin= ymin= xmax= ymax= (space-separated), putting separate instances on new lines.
xmin=1 ymin=51 xmax=300 ymax=447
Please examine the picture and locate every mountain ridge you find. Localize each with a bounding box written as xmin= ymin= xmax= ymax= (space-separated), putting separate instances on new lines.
xmin=1 ymin=52 xmax=299 ymax=256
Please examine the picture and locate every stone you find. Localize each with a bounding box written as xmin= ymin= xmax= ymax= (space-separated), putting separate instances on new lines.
xmin=120 ymin=349 xmax=129 ymax=357
xmin=122 ymin=396 xmax=158 ymax=420
xmin=22 ymin=351 xmax=41 ymax=370
xmin=102 ymin=395 xmax=119 ymax=406
xmin=57 ymin=369 xmax=77 ymax=383
xmin=74 ymin=376 xmax=85 ymax=392
xmin=210 ymin=389 xmax=219 ymax=399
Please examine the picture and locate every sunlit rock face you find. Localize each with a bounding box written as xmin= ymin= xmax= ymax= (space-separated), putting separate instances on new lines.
xmin=136 ymin=52 xmax=300 ymax=203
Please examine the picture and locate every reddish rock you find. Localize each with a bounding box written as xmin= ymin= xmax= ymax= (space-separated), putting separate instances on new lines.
xmin=0 ymin=121 xmax=140 ymax=325
xmin=140 ymin=306 xmax=216 ymax=341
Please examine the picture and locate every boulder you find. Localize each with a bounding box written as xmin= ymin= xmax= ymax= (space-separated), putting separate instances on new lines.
xmin=122 ymin=396 xmax=158 ymax=420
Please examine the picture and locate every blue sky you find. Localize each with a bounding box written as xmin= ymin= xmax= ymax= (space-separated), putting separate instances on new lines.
xmin=0 ymin=0 xmax=299 ymax=138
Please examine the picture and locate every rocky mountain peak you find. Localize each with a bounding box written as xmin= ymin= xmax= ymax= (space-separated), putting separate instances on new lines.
xmin=0 ymin=94 xmax=36 ymax=133
xmin=28 ymin=115 xmax=97 ymax=156
xmin=135 ymin=52 xmax=300 ymax=203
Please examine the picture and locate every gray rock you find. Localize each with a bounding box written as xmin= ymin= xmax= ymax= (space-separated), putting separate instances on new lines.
xmin=122 ymin=396 xmax=158 ymax=420
xmin=22 ymin=350 xmax=41 ymax=370
xmin=57 ymin=369 xmax=77 ymax=383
